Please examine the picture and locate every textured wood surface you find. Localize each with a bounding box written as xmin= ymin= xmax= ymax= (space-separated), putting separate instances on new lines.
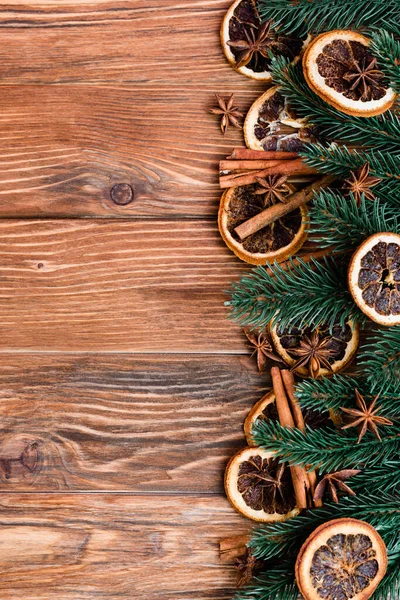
xmin=0 ymin=494 xmax=249 ymax=599
xmin=0 ymin=1 xmax=264 ymax=598
xmin=0 ymin=353 xmax=268 ymax=492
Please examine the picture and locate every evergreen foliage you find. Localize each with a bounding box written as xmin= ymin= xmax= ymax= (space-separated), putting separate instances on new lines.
xmin=370 ymin=29 xmax=400 ymax=93
xmin=257 ymin=0 xmax=400 ymax=38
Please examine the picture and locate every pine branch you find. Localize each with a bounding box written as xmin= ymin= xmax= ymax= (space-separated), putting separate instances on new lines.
xmin=309 ymin=191 xmax=398 ymax=253
xmin=295 ymin=375 xmax=400 ymax=417
xmin=359 ymin=328 xmax=400 ymax=394
xmin=370 ymin=30 xmax=400 ymax=93
xmin=227 ymin=257 xmax=364 ymax=332
xmin=351 ymin=462 xmax=400 ymax=495
xmin=233 ymin=561 xmax=297 ymax=600
xmin=269 ymin=57 xmax=400 ymax=151
xmin=252 ymin=418 xmax=400 ymax=473
xmin=249 ymin=493 xmax=400 ymax=560
xmin=257 ymin=0 xmax=400 ymax=37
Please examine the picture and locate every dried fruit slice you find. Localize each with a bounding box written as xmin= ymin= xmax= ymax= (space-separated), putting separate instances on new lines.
xmin=244 ymin=86 xmax=317 ymax=152
xmin=220 ymin=0 xmax=305 ymax=81
xmin=303 ymin=30 xmax=396 ymax=117
xmin=296 ymin=518 xmax=388 ymax=600
xmin=224 ymin=446 xmax=299 ymax=522
xmin=218 ymin=184 xmax=308 ymax=265
xmin=244 ymin=391 xmax=333 ymax=447
xmin=270 ymin=320 xmax=359 ymax=378
xmin=348 ymin=232 xmax=400 ymax=326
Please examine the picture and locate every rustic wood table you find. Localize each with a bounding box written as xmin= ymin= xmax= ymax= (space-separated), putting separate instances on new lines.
xmin=0 ymin=1 xmax=274 ymax=598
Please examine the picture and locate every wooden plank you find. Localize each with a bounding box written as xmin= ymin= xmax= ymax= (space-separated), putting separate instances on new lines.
xmin=0 ymin=219 xmax=250 ymax=352
xmin=0 ymin=353 xmax=268 ymax=492
xmin=0 ymin=493 xmax=249 ymax=599
xmin=0 ymin=85 xmax=260 ymax=217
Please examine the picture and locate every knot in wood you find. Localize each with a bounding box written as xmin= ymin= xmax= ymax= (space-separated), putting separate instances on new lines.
xmin=110 ymin=183 xmax=134 ymax=206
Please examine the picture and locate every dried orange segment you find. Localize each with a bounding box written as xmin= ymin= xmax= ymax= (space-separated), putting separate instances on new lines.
xmin=220 ymin=0 xmax=305 ymax=81
xmin=303 ymin=30 xmax=396 ymax=117
xmin=218 ymin=184 xmax=308 ymax=265
xmin=244 ymin=391 xmax=277 ymax=446
xmin=270 ymin=320 xmax=359 ymax=379
xmin=295 ymin=518 xmax=388 ymax=600
xmin=224 ymin=446 xmax=299 ymax=522
xmin=348 ymin=232 xmax=400 ymax=326
xmin=244 ymin=86 xmax=317 ymax=152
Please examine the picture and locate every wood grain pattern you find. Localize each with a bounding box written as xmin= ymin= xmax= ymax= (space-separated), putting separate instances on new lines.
xmin=0 ymin=353 xmax=269 ymax=492
xmin=0 ymin=1 xmax=264 ymax=218
xmin=0 ymin=218 xmax=250 ymax=351
xmin=0 ymin=494 xmax=249 ymax=599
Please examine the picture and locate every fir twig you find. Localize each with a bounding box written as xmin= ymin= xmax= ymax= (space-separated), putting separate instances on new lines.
xmin=257 ymin=0 xmax=400 ymax=38
xmin=227 ymin=258 xmax=364 ymax=332
xmin=233 ymin=561 xmax=297 ymax=600
xmin=309 ymin=191 xmax=398 ymax=252
xmin=269 ymin=57 xmax=400 ymax=151
xmin=359 ymin=328 xmax=400 ymax=394
xmin=370 ymin=29 xmax=400 ymax=93
xmin=252 ymin=418 xmax=400 ymax=473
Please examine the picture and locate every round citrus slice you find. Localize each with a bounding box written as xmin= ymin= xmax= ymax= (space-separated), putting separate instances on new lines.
xmin=348 ymin=232 xmax=400 ymax=326
xmin=295 ymin=518 xmax=388 ymax=600
xmin=303 ymin=30 xmax=396 ymax=117
xmin=220 ymin=0 xmax=305 ymax=81
xmin=218 ymin=184 xmax=308 ymax=265
xmin=270 ymin=319 xmax=359 ymax=378
xmin=244 ymin=391 xmax=334 ymax=447
xmin=224 ymin=446 xmax=299 ymax=522
xmin=244 ymin=86 xmax=317 ymax=152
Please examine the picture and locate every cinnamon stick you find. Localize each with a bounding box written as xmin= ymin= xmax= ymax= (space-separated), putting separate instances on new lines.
xmin=271 ymin=367 xmax=309 ymax=510
xmin=219 ymin=158 xmax=318 ymax=189
xmin=234 ymin=175 xmax=335 ymax=241
xmin=220 ymin=159 xmax=282 ymax=172
xmin=219 ymin=534 xmax=250 ymax=564
xmin=281 ymin=370 xmax=320 ymax=507
xmin=229 ymin=148 xmax=299 ymax=160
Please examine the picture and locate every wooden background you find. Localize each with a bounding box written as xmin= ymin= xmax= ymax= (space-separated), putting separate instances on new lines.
xmin=0 ymin=1 xmax=275 ymax=598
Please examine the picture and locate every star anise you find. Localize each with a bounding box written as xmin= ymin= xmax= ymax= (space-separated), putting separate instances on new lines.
xmin=343 ymin=163 xmax=381 ymax=206
xmin=235 ymin=549 xmax=264 ymax=588
xmin=343 ymin=57 xmax=385 ymax=102
xmin=243 ymin=328 xmax=282 ymax=372
xmin=254 ymin=175 xmax=293 ymax=206
xmin=209 ymin=93 xmax=244 ymax=135
xmin=227 ymin=21 xmax=286 ymax=70
xmin=287 ymin=331 xmax=336 ymax=379
xmin=313 ymin=469 xmax=361 ymax=505
xmin=341 ymin=390 xmax=393 ymax=443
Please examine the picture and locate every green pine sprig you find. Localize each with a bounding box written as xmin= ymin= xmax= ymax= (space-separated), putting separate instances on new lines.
xmin=370 ymin=29 xmax=400 ymax=93
xmin=233 ymin=561 xmax=297 ymax=600
xmin=359 ymin=328 xmax=400 ymax=394
xmin=252 ymin=418 xmax=400 ymax=473
xmin=257 ymin=0 xmax=400 ymax=38
xmin=269 ymin=56 xmax=400 ymax=152
xmin=227 ymin=257 xmax=364 ymax=332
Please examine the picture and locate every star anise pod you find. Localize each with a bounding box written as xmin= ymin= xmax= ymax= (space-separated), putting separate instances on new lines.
xmin=313 ymin=469 xmax=361 ymax=505
xmin=235 ymin=550 xmax=264 ymax=588
xmin=341 ymin=389 xmax=393 ymax=443
xmin=287 ymin=331 xmax=335 ymax=379
xmin=254 ymin=175 xmax=293 ymax=206
xmin=343 ymin=57 xmax=385 ymax=101
xmin=343 ymin=163 xmax=381 ymax=206
xmin=209 ymin=93 xmax=244 ymax=135
xmin=227 ymin=21 xmax=286 ymax=70
xmin=243 ymin=328 xmax=282 ymax=372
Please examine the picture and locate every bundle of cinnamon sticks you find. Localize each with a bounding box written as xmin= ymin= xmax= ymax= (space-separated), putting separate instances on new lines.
xmin=219 ymin=148 xmax=318 ymax=189
xmin=271 ymin=367 xmax=322 ymax=509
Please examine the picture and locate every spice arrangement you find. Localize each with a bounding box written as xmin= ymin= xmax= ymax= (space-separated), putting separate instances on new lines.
xmin=210 ymin=0 xmax=400 ymax=599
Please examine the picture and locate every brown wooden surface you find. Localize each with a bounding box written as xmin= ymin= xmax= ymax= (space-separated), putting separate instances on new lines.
xmin=0 ymin=1 xmax=266 ymax=598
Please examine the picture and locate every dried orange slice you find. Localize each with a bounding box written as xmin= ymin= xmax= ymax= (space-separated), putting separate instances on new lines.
xmin=270 ymin=319 xmax=359 ymax=379
xmin=218 ymin=184 xmax=308 ymax=265
xmin=348 ymin=232 xmax=400 ymax=326
xmin=295 ymin=518 xmax=388 ymax=600
xmin=303 ymin=30 xmax=396 ymax=117
xmin=244 ymin=86 xmax=317 ymax=152
xmin=244 ymin=391 xmax=335 ymax=447
xmin=220 ymin=0 xmax=305 ymax=81
xmin=224 ymin=446 xmax=299 ymax=522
